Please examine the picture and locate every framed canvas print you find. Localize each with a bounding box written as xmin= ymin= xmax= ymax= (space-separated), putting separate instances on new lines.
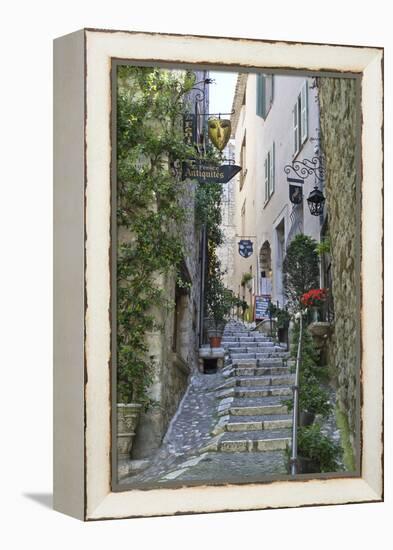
xmin=53 ymin=28 xmax=383 ymax=521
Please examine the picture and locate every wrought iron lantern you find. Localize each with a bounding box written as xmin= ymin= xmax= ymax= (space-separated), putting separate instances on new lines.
xmin=307 ymin=186 xmax=325 ymax=216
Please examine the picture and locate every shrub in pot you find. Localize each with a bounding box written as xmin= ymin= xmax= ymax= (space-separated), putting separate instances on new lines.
xmin=116 ymin=341 xmax=154 ymax=459
xmin=286 ymin=423 xmax=343 ymax=474
xmin=205 ymin=262 xmax=236 ymax=347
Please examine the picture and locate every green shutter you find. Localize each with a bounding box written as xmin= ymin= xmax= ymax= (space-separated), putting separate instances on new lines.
xmin=256 ymin=74 xmax=266 ymax=118
xmin=256 ymin=74 xmax=262 ymax=116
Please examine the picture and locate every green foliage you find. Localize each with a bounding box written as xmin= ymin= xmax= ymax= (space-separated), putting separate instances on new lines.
xmin=298 ymin=381 xmax=331 ymax=417
xmin=241 ymin=272 xmax=253 ymax=287
xmin=296 ymin=423 xmax=343 ymax=473
xmin=195 ymin=181 xmax=224 ymax=246
xmin=195 ymin=161 xmax=235 ymax=332
xmin=315 ymin=236 xmax=331 ymax=256
xmin=204 ymin=247 xmax=236 ymax=329
xmin=285 ymin=319 xmax=331 ymax=416
xmin=266 ymin=302 xmax=290 ymax=329
xmin=335 ymin=406 xmax=356 ymax=471
xmin=117 ymin=66 xmax=194 ymax=404
xmin=283 ymin=234 xmax=320 ymax=311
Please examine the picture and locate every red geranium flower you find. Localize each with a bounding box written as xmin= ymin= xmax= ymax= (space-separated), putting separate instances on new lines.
xmin=300 ymin=288 xmax=327 ymax=307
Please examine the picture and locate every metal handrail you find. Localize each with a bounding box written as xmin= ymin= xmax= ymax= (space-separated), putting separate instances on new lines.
xmin=290 ymin=312 xmax=303 ymax=476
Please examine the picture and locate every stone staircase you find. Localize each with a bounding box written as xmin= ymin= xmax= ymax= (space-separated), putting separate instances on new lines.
xmin=212 ymin=322 xmax=293 ymax=453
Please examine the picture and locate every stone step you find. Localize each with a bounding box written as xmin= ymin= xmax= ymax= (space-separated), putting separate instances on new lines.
xmin=230 ymin=402 xmax=288 ymax=416
xmin=232 ymin=366 xmax=290 ymax=376
xmin=226 ymin=414 xmax=293 ymax=432
xmin=230 ymin=352 xmax=287 ymax=360
xmin=222 ymin=335 xmax=271 ymax=341
xmin=234 ymin=385 xmax=292 ymax=398
xmin=223 ymin=341 xmax=277 ymax=348
xmin=232 ymin=358 xmax=288 ymax=367
xmin=219 ymin=429 xmax=291 ymax=452
xmin=226 ymin=346 xmax=278 ymax=354
xmin=236 ymin=375 xmax=294 ymax=387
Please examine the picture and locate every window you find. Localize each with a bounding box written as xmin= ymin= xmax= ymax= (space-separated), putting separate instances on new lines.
xmin=292 ymin=81 xmax=308 ymax=156
xmin=256 ymin=74 xmax=274 ymax=119
xmin=264 ymin=142 xmax=275 ymax=203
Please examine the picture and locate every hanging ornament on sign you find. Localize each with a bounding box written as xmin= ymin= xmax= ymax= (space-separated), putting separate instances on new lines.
xmin=208 ymin=118 xmax=231 ymax=151
xmin=238 ymin=239 xmax=253 ymax=258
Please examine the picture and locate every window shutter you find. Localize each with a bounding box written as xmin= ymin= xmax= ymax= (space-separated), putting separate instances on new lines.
xmin=293 ymin=104 xmax=299 ymax=156
xmin=270 ymin=142 xmax=275 ymax=195
xmin=264 ymin=157 xmax=268 ymax=202
xmin=301 ymin=81 xmax=308 ymax=143
xmin=257 ymin=74 xmax=264 ymax=117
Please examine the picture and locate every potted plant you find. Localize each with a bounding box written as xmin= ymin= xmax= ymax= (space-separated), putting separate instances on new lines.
xmin=116 ymin=331 xmax=154 ymax=460
xmin=285 ymin=378 xmax=331 ymax=426
xmin=205 ymin=254 xmax=236 ymax=347
xmin=301 ymin=288 xmax=328 ymax=322
xmin=205 ymin=285 xmax=235 ymax=347
xmin=286 ymin=423 xmax=343 ymax=474
xmin=241 ymin=272 xmax=253 ymax=290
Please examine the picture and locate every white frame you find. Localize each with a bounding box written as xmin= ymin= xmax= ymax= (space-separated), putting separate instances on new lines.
xmin=54 ymin=28 xmax=383 ymax=521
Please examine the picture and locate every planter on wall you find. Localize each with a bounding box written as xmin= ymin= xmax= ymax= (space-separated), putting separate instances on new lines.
xmin=117 ymin=403 xmax=142 ymax=461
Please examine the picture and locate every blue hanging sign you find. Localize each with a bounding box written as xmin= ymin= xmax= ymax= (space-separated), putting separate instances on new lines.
xmin=238 ymin=239 xmax=253 ymax=258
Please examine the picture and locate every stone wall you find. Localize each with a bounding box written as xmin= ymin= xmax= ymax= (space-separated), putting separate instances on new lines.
xmin=132 ymin=180 xmax=201 ymax=459
xmin=317 ymin=77 xmax=358 ymax=455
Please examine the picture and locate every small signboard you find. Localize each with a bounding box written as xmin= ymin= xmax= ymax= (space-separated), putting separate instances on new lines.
xmin=182 ymin=160 xmax=241 ymax=184
xmin=183 ymin=114 xmax=197 ymax=146
xmin=238 ymin=239 xmax=253 ymax=258
xmin=289 ymin=184 xmax=303 ymax=204
xmin=254 ymin=294 xmax=271 ymax=320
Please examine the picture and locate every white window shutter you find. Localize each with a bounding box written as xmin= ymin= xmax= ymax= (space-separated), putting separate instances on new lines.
xmin=264 ymin=157 xmax=268 ymax=202
xmin=301 ymin=81 xmax=308 ymax=143
xmin=293 ymin=104 xmax=299 ymax=156
xmin=269 ymin=143 xmax=275 ymax=195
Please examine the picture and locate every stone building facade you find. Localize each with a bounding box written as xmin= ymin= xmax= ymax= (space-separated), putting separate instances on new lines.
xmin=317 ymin=77 xmax=359 ymax=457
xmin=217 ymin=140 xmax=237 ymax=290
xmin=229 ymin=72 xmax=322 ymax=311
xmin=131 ymin=70 xmax=209 ymax=460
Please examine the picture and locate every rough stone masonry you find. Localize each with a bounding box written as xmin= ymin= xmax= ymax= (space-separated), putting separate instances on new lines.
xmin=317 ymin=77 xmax=358 ymax=456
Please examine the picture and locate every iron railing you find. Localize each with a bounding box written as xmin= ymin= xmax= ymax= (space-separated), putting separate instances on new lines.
xmin=290 ymin=313 xmax=303 ymax=476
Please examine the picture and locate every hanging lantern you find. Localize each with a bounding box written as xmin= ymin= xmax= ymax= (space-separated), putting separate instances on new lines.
xmin=307 ymin=186 xmax=325 ymax=216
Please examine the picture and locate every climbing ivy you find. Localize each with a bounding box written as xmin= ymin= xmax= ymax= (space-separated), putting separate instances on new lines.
xmin=196 ymin=178 xmax=237 ymax=328
xmin=116 ymin=66 xmax=197 ymax=404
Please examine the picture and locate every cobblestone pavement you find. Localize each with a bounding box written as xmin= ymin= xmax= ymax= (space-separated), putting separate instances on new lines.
xmin=124 ymin=369 xmax=226 ymax=484
xmin=121 ymin=321 xmax=292 ymax=486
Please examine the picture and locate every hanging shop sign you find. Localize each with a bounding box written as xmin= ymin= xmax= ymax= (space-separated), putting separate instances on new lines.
xmin=289 ymin=184 xmax=303 ymax=204
xmin=182 ymin=160 xmax=241 ymax=184
xmin=238 ymin=239 xmax=253 ymax=258
xmin=183 ymin=114 xmax=197 ymax=146
xmin=208 ymin=118 xmax=231 ymax=151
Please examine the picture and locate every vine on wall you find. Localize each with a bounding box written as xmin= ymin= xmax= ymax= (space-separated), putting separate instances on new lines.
xmin=117 ymin=66 xmax=196 ymax=404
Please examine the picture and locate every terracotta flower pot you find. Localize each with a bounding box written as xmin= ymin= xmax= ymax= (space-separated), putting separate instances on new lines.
xmin=209 ymin=336 xmax=222 ymax=348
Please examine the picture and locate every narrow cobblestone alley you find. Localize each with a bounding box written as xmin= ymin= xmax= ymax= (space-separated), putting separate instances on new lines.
xmin=122 ymin=321 xmax=293 ymax=485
